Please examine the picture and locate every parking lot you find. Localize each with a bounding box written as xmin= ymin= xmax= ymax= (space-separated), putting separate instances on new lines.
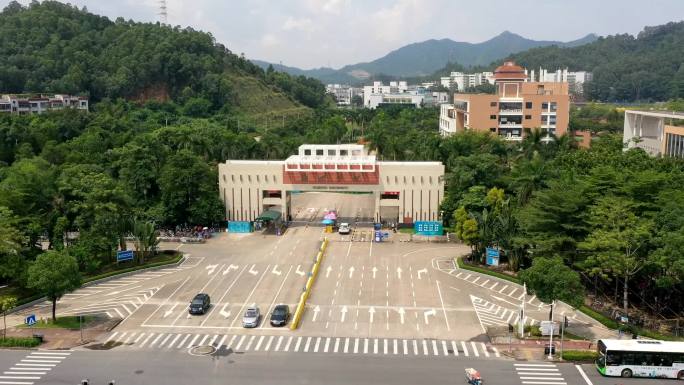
xmin=12 ymin=192 xmax=600 ymax=355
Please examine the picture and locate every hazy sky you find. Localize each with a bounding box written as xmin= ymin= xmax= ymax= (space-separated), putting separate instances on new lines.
xmin=10 ymin=0 xmax=684 ymax=69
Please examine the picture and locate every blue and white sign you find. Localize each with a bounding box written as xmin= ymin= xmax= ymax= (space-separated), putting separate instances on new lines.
xmin=25 ymin=314 xmax=36 ymax=326
xmin=116 ymin=250 xmax=134 ymax=262
xmin=486 ymin=247 xmax=500 ymax=266
xmin=414 ymin=221 xmax=443 ymax=236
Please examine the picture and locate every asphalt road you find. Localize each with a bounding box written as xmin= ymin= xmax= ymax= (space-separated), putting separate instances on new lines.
xmin=0 ymin=348 xmax=673 ymax=385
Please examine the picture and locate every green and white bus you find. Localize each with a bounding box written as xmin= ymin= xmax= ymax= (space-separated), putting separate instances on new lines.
xmin=596 ymin=339 xmax=684 ymax=379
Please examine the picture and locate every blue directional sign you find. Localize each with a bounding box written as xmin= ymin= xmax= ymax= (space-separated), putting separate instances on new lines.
xmin=25 ymin=314 xmax=36 ymax=326
xmin=116 ymin=250 xmax=134 ymax=262
xmin=486 ymin=247 xmax=500 ymax=266
xmin=414 ymin=221 xmax=443 ymax=236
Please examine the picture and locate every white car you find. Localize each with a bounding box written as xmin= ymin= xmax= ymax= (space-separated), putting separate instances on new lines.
xmin=338 ymin=223 xmax=351 ymax=235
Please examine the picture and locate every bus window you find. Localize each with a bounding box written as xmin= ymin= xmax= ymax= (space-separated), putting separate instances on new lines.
xmin=606 ymin=351 xmax=621 ymax=366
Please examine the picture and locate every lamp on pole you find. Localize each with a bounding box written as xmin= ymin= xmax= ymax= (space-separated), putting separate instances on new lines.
xmin=547 ymin=300 xmax=555 ymax=360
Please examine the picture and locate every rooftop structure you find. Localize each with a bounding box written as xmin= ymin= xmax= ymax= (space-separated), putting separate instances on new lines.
xmin=0 ymin=94 xmax=88 ymax=115
xmin=623 ymin=109 xmax=684 ymax=157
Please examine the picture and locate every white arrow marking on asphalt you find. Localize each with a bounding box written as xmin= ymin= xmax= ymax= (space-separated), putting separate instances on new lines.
xmin=369 ymin=307 xmax=376 ymax=323
xmin=223 ymin=264 xmax=239 ymax=275
xmin=398 ymin=307 xmax=405 ymax=324
xmin=219 ymin=303 xmax=231 ymax=318
xmin=424 ymin=309 xmax=436 ymax=324
xmin=326 ymin=266 xmax=332 ymax=278
xmin=163 ymin=304 xmax=178 ymax=318
xmin=272 ymin=265 xmax=282 ymax=276
xmin=490 ymin=295 xmax=521 ymax=307
xmin=372 ymin=267 xmax=378 ymax=279
xmin=249 ymin=264 xmax=259 ymax=276
xmin=312 ymin=306 xmax=320 ymax=322
xmin=206 ymin=264 xmax=218 ymax=275
xmin=295 ymin=265 xmax=305 ymax=276
xmin=417 ymin=268 xmax=428 ymax=280
xmin=396 ymin=267 xmax=403 ymax=279
xmin=349 ymin=266 xmax=355 ymax=279
xmin=340 ymin=306 xmax=348 ymax=322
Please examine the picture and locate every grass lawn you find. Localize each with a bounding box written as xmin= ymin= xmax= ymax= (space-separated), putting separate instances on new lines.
xmin=17 ymin=315 xmax=95 ymax=329
xmin=398 ymin=228 xmax=414 ymax=234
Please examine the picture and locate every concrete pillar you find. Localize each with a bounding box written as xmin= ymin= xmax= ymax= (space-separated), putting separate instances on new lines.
xmin=374 ymin=191 xmax=380 ymax=223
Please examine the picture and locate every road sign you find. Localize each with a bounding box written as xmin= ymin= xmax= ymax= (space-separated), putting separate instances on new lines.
xmin=25 ymin=314 xmax=36 ymax=326
xmin=486 ymin=248 xmax=500 ymax=266
xmin=116 ymin=250 xmax=134 ymax=262
xmin=414 ymin=221 xmax=443 ymax=236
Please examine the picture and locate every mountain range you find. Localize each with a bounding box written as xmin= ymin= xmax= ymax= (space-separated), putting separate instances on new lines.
xmin=253 ymin=31 xmax=598 ymax=84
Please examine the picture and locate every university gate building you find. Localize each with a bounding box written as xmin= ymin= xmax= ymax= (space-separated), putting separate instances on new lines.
xmin=218 ymin=144 xmax=445 ymax=225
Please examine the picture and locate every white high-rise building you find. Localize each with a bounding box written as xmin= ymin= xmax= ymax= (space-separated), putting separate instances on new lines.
xmin=440 ymin=72 xmax=494 ymax=91
xmin=530 ymin=68 xmax=593 ymax=94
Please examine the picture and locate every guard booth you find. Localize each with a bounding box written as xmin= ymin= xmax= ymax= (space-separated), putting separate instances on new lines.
xmin=255 ymin=210 xmax=283 ymax=235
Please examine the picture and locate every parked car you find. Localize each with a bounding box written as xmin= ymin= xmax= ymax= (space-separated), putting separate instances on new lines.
xmin=242 ymin=307 xmax=260 ymax=328
xmin=189 ymin=293 xmax=210 ymax=315
xmin=270 ymin=304 xmax=290 ymax=327
xmin=338 ymin=222 xmax=351 ymax=235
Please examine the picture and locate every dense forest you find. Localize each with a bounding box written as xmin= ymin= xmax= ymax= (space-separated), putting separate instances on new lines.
xmin=507 ymin=22 xmax=684 ymax=102
xmin=0 ymin=1 xmax=329 ymax=112
xmin=0 ymin=1 xmax=683 ymax=333
xmin=423 ymin=22 xmax=684 ymax=103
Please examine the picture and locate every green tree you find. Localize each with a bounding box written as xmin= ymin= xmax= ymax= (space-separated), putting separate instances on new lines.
xmin=27 ymin=250 xmax=81 ymax=322
xmin=0 ymin=207 xmax=27 ymax=286
xmin=0 ymin=296 xmax=17 ymax=339
xmin=133 ymin=220 xmax=159 ymax=264
xmin=580 ymin=197 xmax=653 ymax=311
xmin=519 ymin=256 xmax=584 ymax=308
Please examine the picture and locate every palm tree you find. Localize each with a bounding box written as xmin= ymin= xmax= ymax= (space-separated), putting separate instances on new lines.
xmin=133 ymin=220 xmax=159 ymax=264
xmin=521 ymin=127 xmax=548 ymax=160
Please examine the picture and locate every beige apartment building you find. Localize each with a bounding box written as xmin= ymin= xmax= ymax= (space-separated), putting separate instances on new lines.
xmin=218 ymin=144 xmax=445 ymax=225
xmin=445 ymin=61 xmax=570 ymax=140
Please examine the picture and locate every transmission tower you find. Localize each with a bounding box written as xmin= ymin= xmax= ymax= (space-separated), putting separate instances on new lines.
xmin=158 ymin=0 xmax=168 ymax=25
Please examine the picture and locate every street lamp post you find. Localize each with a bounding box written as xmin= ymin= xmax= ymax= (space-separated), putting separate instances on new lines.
xmin=547 ymin=300 xmax=555 ymax=360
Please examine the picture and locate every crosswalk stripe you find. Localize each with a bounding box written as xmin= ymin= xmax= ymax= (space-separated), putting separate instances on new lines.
xmin=149 ymin=333 xmax=165 ymax=347
xmin=470 ymin=341 xmax=480 ymax=357
xmin=294 ymin=336 xmax=303 ymax=352
xmin=304 ymin=337 xmax=312 ymax=353
xmin=187 ymin=334 xmax=201 ymax=348
xmin=344 ymin=338 xmax=350 ymax=353
xmin=122 ymin=332 xmax=136 ymax=345
xmin=313 ymin=337 xmax=321 ymax=353
xmin=274 ymin=336 xmax=284 ymax=352
xmin=139 ymin=333 xmax=155 ymax=348
xmin=412 ymin=340 xmax=418 ymax=355
xmin=208 ymin=335 xmax=219 ymax=347
xmin=403 ymin=339 xmax=408 ymax=355
xmin=216 ymin=335 xmax=227 ymax=348
xmin=373 ymin=339 xmax=378 ymax=354
xmin=451 ymin=341 xmax=459 ymax=356
xmin=226 ymin=335 xmax=238 ymax=350
xmin=334 ymin=338 xmax=340 ymax=353
xmin=198 ymin=335 xmax=209 ymax=346
xmin=441 ymin=340 xmax=448 ymax=356
xmin=104 ymin=332 xmax=118 ymax=343
xmin=324 ymin=337 xmax=331 ymax=353
xmin=264 ymin=336 xmax=274 ymax=351
xmin=363 ymin=339 xmax=368 ymax=354
xmin=245 ymin=335 xmax=256 ymax=350
xmin=393 ymin=339 xmax=398 ymax=355
xmin=461 ymin=341 xmax=469 ymax=356
xmin=432 ymin=340 xmax=438 ymax=355
xmin=480 ymin=342 xmax=490 ymax=357
xmin=254 ymin=336 xmax=265 ymax=351
xmin=354 ymin=338 xmax=359 ymax=354
xmin=492 ymin=346 xmax=500 ymax=357
xmin=234 ymin=335 xmax=246 ymax=350
xmin=284 ymin=336 xmax=293 ymax=352
xmin=422 ymin=340 xmax=428 ymax=355
xmin=383 ymin=339 xmax=388 ymax=355
xmin=168 ymin=334 xmax=182 ymax=348
xmin=134 ymin=333 xmax=146 ymax=343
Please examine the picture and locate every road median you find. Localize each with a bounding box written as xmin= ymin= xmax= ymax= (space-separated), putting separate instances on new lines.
xmin=290 ymin=238 xmax=328 ymax=330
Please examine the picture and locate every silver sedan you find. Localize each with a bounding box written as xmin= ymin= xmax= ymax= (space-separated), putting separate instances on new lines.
xmin=242 ymin=307 xmax=260 ymax=328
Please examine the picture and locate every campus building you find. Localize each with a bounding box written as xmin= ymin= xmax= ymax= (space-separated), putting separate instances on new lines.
xmin=0 ymin=94 xmax=89 ymax=115
xmin=442 ymin=61 xmax=570 ymax=141
xmin=623 ymin=110 xmax=684 ymax=157
xmin=218 ymin=144 xmax=445 ymax=225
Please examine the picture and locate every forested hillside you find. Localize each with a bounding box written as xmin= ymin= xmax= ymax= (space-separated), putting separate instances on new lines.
xmin=507 ymin=22 xmax=684 ymax=102
xmin=0 ymin=1 xmax=327 ymax=114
